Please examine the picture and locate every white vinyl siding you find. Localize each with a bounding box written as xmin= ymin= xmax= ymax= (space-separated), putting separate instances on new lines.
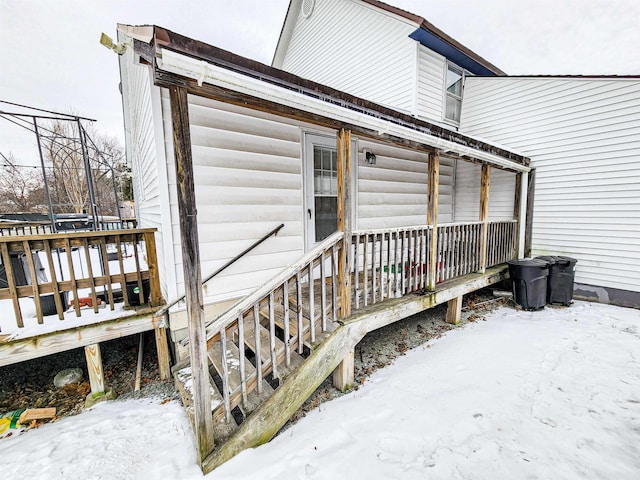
xmin=279 ymin=0 xmax=417 ymax=113
xmin=161 ymin=94 xmax=306 ymax=304
xmin=416 ymin=45 xmax=446 ymax=122
xmin=461 ymin=77 xmax=640 ymax=292
xmin=356 ymin=140 xmax=454 ymax=229
xmin=118 ymin=46 xmax=173 ymax=298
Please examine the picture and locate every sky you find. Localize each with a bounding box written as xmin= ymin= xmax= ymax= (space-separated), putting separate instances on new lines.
xmin=2 ymin=301 xmax=639 ymax=478
xmin=1 ymin=0 xmax=639 ymax=166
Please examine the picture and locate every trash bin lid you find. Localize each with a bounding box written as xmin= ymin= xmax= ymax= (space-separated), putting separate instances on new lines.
xmin=535 ymin=255 xmax=558 ymax=266
xmin=555 ymin=256 xmax=577 ymax=266
xmin=535 ymin=255 xmax=577 ymax=267
xmin=508 ymin=258 xmax=550 ymax=268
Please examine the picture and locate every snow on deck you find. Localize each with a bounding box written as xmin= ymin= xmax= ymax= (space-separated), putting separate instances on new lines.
xmin=1 ymin=301 xmax=638 ymax=479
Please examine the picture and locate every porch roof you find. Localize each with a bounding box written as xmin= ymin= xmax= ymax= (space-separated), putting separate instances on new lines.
xmin=120 ymin=24 xmax=530 ymax=172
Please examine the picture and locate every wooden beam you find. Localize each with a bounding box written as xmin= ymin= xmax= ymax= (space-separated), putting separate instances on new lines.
xmin=169 ymin=85 xmax=214 ymax=462
xmin=479 ymin=164 xmax=491 ymax=273
xmin=334 ymin=128 xmax=354 ymax=390
xmin=84 ymin=343 xmax=105 ymax=395
xmin=332 ymin=348 xmax=354 ymax=391
xmin=336 ymin=128 xmax=352 ymax=319
xmin=155 ymin=327 xmax=171 ymax=381
xmin=143 ymin=230 xmax=164 ymax=307
xmin=427 ymin=151 xmax=439 ymax=290
xmin=446 ymin=295 xmax=463 ymax=325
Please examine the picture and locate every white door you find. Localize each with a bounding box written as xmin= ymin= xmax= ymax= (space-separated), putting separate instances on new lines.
xmin=303 ymin=133 xmax=355 ymax=251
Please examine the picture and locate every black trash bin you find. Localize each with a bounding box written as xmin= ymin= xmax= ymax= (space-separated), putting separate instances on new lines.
xmin=126 ymin=279 xmax=150 ymax=306
xmin=535 ymin=256 xmax=577 ymax=306
xmin=40 ymin=291 xmax=70 ymax=316
xmin=507 ymin=258 xmax=550 ymax=310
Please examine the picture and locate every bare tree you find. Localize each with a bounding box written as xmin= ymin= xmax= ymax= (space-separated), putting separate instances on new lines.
xmin=0 ymin=154 xmax=45 ymax=213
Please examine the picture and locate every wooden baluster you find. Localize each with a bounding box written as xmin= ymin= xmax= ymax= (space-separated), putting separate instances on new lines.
xmin=253 ymin=302 xmax=263 ymax=394
xmin=220 ymin=327 xmax=232 ymax=422
xmin=283 ymin=281 xmax=291 ymax=367
xmin=363 ymin=234 xmax=369 ymax=306
xmin=308 ymin=262 xmax=315 ymax=344
xmin=237 ymin=313 xmax=248 ymax=406
xmin=132 ymin=234 xmax=145 ymax=305
xmin=385 ymin=232 xmax=391 ymax=299
xmin=269 ymin=291 xmax=278 ymax=379
xmin=320 ymin=250 xmax=327 ymax=332
xmin=371 ymin=234 xmax=377 ymax=304
xmin=98 ymin=238 xmax=115 ymax=310
xmin=115 ymin=234 xmax=129 ymax=308
xmin=143 ymin=230 xmax=163 ymax=306
xmin=1 ymin=242 xmax=23 ymax=327
xmin=353 ymin=233 xmax=360 ymax=310
xmin=65 ymin=238 xmax=81 ymax=317
xmin=82 ymin=238 xmax=99 ymax=313
xmin=43 ymin=239 xmax=64 ymax=319
xmin=399 ymin=230 xmax=406 ymax=295
xmin=331 ymin=245 xmax=337 ymax=322
xmin=296 ymin=272 xmax=303 ymax=354
xmin=378 ymin=233 xmax=384 ymax=302
xmin=23 ymin=241 xmax=43 ymax=323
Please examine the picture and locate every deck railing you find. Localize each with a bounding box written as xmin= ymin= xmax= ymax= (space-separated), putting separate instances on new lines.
xmin=436 ymin=222 xmax=484 ymax=282
xmin=486 ymin=220 xmax=518 ymax=268
xmin=0 ymin=228 xmax=162 ymax=329
xmin=351 ymin=226 xmax=433 ymax=308
xmin=0 ymin=222 xmax=54 ymax=237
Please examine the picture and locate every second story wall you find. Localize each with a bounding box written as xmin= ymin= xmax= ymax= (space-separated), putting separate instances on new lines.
xmin=276 ymin=0 xmax=418 ymax=114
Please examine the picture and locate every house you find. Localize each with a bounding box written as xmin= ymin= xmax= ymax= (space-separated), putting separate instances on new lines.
xmin=274 ymin=0 xmax=640 ymax=308
xmin=116 ymin=20 xmax=530 ymax=470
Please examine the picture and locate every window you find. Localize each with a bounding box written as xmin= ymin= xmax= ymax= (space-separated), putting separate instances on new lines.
xmin=445 ymin=64 xmax=464 ymax=123
xmin=312 ymin=145 xmax=338 ymax=242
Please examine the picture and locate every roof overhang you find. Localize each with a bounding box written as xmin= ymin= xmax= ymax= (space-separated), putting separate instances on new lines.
xmin=122 ymin=25 xmax=529 ymax=172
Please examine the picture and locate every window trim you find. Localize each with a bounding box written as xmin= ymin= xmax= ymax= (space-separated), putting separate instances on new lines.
xmin=443 ymin=62 xmax=465 ymax=126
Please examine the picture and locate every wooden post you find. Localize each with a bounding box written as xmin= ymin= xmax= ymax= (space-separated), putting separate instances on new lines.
xmin=427 ymin=150 xmax=439 ymax=290
xmin=514 ymin=171 xmax=529 ymax=259
xmin=336 ymin=128 xmax=352 ymax=319
xmin=144 ymin=230 xmax=164 ymax=307
xmin=332 ymin=348 xmax=354 ymax=390
xmin=84 ymin=343 xmax=105 ymax=395
xmin=446 ymin=295 xmax=463 ymax=325
xmin=155 ymin=327 xmax=171 ymax=381
xmin=169 ymin=86 xmax=214 ymax=462
xmin=479 ymin=164 xmax=491 ymax=273
xmin=333 ymin=128 xmax=353 ymax=391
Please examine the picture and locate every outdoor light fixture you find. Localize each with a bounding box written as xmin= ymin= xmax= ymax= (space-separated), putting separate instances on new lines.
xmin=364 ymin=149 xmax=377 ymax=165
xmin=100 ymin=33 xmax=128 ymax=55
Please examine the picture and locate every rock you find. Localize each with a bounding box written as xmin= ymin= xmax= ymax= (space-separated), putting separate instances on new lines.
xmin=53 ymin=368 xmax=83 ymax=388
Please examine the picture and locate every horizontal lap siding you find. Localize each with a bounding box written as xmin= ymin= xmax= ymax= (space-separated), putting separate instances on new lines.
xmin=161 ymin=93 xmax=305 ymax=303
xmin=280 ymin=0 xmax=416 ymax=113
xmin=417 ymin=46 xmax=445 ymax=123
xmin=462 ymin=77 xmax=640 ymax=292
xmin=356 ymin=140 xmax=454 ymax=228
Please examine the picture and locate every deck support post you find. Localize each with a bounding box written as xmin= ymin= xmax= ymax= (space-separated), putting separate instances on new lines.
xmin=84 ymin=343 xmax=105 ymax=395
xmin=427 ymin=150 xmax=439 ymax=290
xmin=524 ymin=169 xmax=535 ymax=258
xmin=332 ymin=348 xmax=355 ymax=390
xmin=143 ymin=230 xmax=164 ymax=307
xmin=169 ymin=86 xmax=214 ymax=462
xmin=479 ymin=164 xmax=491 ymax=273
xmin=155 ymin=327 xmax=171 ymax=381
xmin=446 ymin=295 xmax=463 ymax=325
xmin=333 ymin=128 xmax=354 ymax=391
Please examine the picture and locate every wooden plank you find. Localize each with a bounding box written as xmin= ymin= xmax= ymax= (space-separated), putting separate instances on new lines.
xmin=97 ymin=238 xmax=115 ymax=310
xmin=525 ymin=169 xmax=535 ymax=258
xmin=363 ymin=235 xmax=368 ymax=306
xmin=268 ymin=292 xmax=278 ymax=379
xmin=446 ymin=295 xmax=463 ymax=325
xmin=0 ymin=310 xmax=161 ymax=367
xmin=143 ymin=230 xmax=164 ymax=306
xmin=219 ymin=328 xmax=232 ymax=422
xmin=169 ymin=85 xmax=214 ymax=461
xmin=479 ymin=164 xmax=491 ymax=273
xmin=282 ymin=282 xmax=291 ymax=367
xmin=115 ymin=234 xmax=129 ymax=308
xmin=371 ymin=233 xmax=377 ymax=303
xmin=336 ymin=128 xmax=352 ymax=319
xmin=155 ymin=327 xmax=171 ymax=381
xmin=84 ymin=343 xmax=105 ymax=395
xmin=307 ymin=263 xmax=315 ymax=344
xmin=237 ymin=313 xmax=248 ymax=405
xmin=320 ymin=251 xmax=327 ymax=332
xmin=427 ymin=151 xmax=439 ymax=290
xmin=296 ymin=272 xmax=303 ymax=355
xmin=135 ymin=333 xmax=144 ymax=391
xmin=42 ymin=240 xmax=64 ymax=320
xmin=18 ymin=407 xmax=56 ymax=423
xmin=252 ymin=303 xmax=263 ymax=394
xmin=22 ymin=241 xmax=43 ymax=324
xmin=1 ymin=242 xmax=23 ymax=328
xmin=132 ymin=238 xmax=145 ymax=305
xmin=81 ymin=238 xmax=99 ymax=314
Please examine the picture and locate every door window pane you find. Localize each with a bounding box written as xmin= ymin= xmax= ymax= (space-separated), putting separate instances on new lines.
xmin=313 ymin=145 xmax=338 ymax=241
xmin=314 ymin=196 xmax=337 ymax=242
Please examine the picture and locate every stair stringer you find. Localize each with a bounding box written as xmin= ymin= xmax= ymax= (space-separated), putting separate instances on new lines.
xmin=202 ymin=320 xmax=368 ymax=473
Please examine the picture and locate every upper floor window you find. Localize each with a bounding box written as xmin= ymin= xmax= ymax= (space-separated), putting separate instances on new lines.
xmin=445 ymin=64 xmax=464 ymax=124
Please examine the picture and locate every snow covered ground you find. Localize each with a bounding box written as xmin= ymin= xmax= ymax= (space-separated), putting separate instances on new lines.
xmin=2 ymin=301 xmax=639 ymax=479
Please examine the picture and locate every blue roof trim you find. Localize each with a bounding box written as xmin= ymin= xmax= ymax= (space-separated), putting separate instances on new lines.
xmin=409 ymin=28 xmax=497 ymax=76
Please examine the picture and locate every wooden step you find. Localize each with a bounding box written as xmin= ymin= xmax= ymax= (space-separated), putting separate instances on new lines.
xmin=207 ymin=339 xmax=258 ymax=413
xmin=239 ymin=314 xmax=286 ymax=377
